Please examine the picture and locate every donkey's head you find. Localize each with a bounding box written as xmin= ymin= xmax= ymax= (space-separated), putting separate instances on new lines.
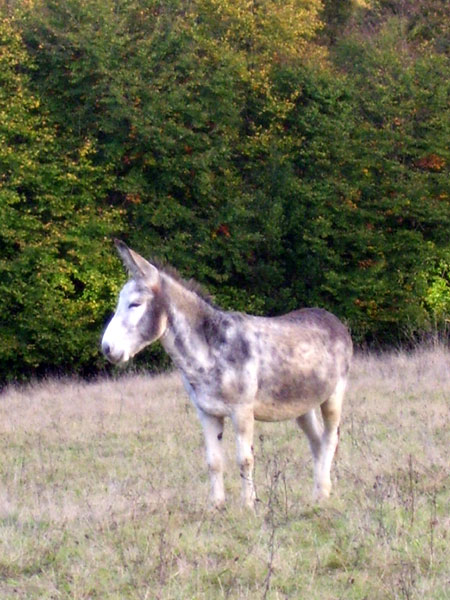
xmin=101 ymin=240 xmax=168 ymax=364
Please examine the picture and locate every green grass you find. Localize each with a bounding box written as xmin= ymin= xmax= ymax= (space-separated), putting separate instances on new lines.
xmin=0 ymin=346 xmax=449 ymax=599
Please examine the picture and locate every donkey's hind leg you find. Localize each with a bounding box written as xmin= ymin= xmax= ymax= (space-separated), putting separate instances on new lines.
xmin=316 ymin=376 xmax=347 ymax=501
xmin=296 ymin=410 xmax=322 ymax=499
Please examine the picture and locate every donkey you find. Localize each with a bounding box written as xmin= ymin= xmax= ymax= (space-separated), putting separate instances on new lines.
xmin=102 ymin=240 xmax=353 ymax=509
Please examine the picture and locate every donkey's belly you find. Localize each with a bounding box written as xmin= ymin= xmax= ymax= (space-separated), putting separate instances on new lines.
xmin=253 ymin=369 xmax=336 ymax=421
xmin=253 ymin=396 xmax=319 ymax=422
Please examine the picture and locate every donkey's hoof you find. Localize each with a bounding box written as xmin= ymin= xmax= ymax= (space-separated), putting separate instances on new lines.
xmin=240 ymin=498 xmax=257 ymax=513
xmin=209 ymin=499 xmax=226 ymax=512
xmin=313 ymin=484 xmax=331 ymax=504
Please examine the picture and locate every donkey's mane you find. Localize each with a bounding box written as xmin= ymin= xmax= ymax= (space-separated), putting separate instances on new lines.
xmin=151 ymin=258 xmax=216 ymax=307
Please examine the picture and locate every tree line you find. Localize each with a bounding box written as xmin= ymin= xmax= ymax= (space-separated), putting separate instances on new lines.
xmin=0 ymin=0 xmax=449 ymax=381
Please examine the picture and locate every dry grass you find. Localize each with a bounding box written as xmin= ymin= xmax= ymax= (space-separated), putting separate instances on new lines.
xmin=0 ymin=346 xmax=449 ymax=599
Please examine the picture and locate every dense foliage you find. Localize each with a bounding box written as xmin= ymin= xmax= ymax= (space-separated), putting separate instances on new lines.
xmin=0 ymin=16 xmax=121 ymax=378
xmin=0 ymin=0 xmax=449 ymax=381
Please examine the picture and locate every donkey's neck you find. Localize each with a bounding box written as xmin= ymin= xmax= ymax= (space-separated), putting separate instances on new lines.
xmin=160 ymin=273 xmax=219 ymax=378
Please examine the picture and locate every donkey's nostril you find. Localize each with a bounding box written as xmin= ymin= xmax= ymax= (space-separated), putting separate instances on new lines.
xmin=102 ymin=341 xmax=125 ymax=364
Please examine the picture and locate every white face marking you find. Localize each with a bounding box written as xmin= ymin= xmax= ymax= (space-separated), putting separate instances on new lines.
xmin=101 ymin=279 xmax=166 ymax=364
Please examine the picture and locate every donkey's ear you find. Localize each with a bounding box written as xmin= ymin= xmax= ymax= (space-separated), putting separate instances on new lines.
xmin=114 ymin=239 xmax=159 ymax=284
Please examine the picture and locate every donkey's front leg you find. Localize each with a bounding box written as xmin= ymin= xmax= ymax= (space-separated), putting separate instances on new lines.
xmin=231 ymin=407 xmax=256 ymax=510
xmin=197 ymin=409 xmax=226 ymax=509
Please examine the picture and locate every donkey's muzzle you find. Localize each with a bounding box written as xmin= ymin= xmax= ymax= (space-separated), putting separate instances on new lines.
xmin=102 ymin=341 xmax=124 ymax=364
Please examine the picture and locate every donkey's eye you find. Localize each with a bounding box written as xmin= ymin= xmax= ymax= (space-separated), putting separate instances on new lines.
xmin=128 ymin=302 xmax=142 ymax=309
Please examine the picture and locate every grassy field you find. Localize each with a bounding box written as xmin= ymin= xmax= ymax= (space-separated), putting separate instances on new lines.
xmin=0 ymin=346 xmax=449 ymax=599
